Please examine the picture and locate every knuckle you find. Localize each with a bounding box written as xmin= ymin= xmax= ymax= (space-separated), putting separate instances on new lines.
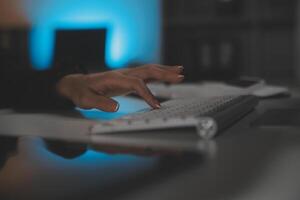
xmin=131 ymin=79 xmax=145 ymax=92
xmin=143 ymin=64 xmax=156 ymax=71
xmin=149 ymin=64 xmax=159 ymax=71
xmin=131 ymin=77 xmax=144 ymax=85
xmin=153 ymin=69 xmax=164 ymax=77
xmin=104 ymin=72 xmax=123 ymax=84
xmin=145 ymin=67 xmax=161 ymax=78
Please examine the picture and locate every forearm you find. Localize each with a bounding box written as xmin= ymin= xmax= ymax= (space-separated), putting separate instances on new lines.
xmin=1 ymin=67 xmax=81 ymax=110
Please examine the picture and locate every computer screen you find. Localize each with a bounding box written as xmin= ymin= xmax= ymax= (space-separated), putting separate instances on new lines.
xmin=53 ymin=29 xmax=106 ymax=72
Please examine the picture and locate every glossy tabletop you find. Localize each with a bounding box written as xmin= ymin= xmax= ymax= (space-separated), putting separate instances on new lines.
xmin=1 ymin=97 xmax=300 ymax=200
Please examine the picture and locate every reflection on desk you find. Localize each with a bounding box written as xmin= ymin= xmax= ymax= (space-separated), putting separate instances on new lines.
xmin=0 ymin=136 xmax=203 ymax=200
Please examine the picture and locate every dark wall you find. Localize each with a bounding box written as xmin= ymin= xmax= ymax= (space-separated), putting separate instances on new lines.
xmin=162 ymin=0 xmax=297 ymax=82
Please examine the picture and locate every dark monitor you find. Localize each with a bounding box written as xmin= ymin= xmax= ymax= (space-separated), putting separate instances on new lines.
xmin=53 ymin=29 xmax=106 ymax=72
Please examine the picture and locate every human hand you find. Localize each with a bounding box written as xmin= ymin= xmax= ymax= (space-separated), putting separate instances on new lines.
xmin=56 ymin=64 xmax=184 ymax=112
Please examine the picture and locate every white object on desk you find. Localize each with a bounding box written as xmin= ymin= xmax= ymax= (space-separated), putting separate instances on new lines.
xmin=252 ymin=85 xmax=290 ymax=97
xmin=148 ymin=81 xmax=289 ymax=99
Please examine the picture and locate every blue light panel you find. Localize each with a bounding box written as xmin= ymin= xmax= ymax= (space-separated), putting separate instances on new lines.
xmin=21 ymin=0 xmax=161 ymax=70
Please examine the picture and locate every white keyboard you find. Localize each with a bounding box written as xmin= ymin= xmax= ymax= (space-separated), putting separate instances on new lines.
xmin=91 ymin=95 xmax=258 ymax=139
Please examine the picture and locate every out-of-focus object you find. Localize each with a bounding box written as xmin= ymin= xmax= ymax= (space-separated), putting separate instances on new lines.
xmin=252 ymin=85 xmax=290 ymax=98
xmin=53 ymin=29 xmax=107 ymax=72
xmin=148 ymin=77 xmax=290 ymax=99
xmin=163 ymin=0 xmax=296 ymax=82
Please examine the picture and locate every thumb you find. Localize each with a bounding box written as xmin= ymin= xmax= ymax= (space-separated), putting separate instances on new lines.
xmin=81 ymin=91 xmax=119 ymax=112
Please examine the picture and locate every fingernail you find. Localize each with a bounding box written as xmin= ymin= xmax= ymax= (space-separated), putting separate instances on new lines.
xmin=177 ymin=65 xmax=184 ymax=71
xmin=114 ymin=103 xmax=120 ymax=112
xmin=155 ymin=103 xmax=161 ymax=109
xmin=178 ymin=75 xmax=184 ymax=79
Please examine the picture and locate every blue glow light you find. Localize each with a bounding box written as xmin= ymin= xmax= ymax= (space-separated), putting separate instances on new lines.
xmin=77 ymin=96 xmax=149 ymax=120
xmin=21 ymin=0 xmax=161 ymax=70
xmin=26 ymin=137 xmax=157 ymax=172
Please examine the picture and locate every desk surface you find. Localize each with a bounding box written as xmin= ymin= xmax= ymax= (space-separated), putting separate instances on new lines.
xmin=1 ymin=97 xmax=300 ymax=200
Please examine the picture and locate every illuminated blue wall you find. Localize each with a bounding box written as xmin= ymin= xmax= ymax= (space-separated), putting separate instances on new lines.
xmin=21 ymin=0 xmax=161 ymax=70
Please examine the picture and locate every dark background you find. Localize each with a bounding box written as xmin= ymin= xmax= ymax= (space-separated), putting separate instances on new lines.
xmin=163 ymin=0 xmax=297 ymax=81
xmin=0 ymin=0 xmax=298 ymax=82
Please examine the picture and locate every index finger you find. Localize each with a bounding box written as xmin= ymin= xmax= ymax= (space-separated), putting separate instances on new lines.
xmin=125 ymin=77 xmax=161 ymax=109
